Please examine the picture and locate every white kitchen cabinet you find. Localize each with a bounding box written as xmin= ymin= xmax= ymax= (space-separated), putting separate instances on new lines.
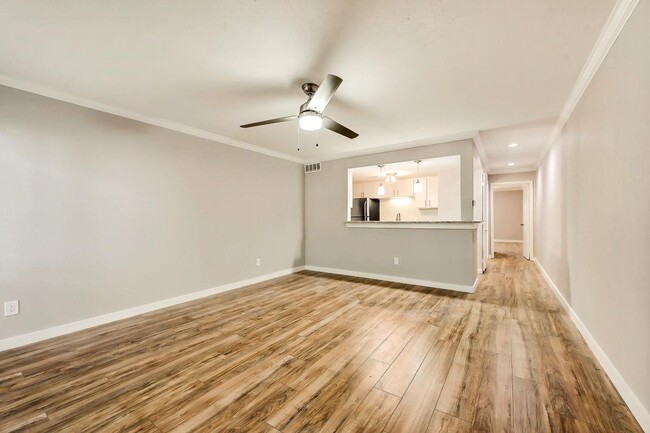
xmin=415 ymin=176 xmax=439 ymax=208
xmin=378 ymin=178 xmax=414 ymax=198
xmin=353 ymin=183 xmax=365 ymax=198
xmin=426 ymin=176 xmax=439 ymax=207
xmin=353 ymin=182 xmax=382 ymax=198
xmin=393 ymin=178 xmax=413 ymax=197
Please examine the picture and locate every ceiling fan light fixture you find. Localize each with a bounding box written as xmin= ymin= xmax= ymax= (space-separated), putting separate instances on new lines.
xmin=298 ymin=111 xmax=323 ymax=131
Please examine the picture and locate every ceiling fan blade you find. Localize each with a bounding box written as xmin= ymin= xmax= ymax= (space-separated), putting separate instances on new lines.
xmin=323 ymin=116 xmax=359 ymax=139
xmin=240 ymin=115 xmax=297 ymax=128
xmin=306 ymin=74 xmax=342 ymax=113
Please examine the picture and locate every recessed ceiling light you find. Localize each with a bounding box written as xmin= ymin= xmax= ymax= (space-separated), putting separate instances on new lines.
xmin=509 ymin=143 xmax=519 ymax=148
xmin=507 ymin=162 xmax=515 ymax=166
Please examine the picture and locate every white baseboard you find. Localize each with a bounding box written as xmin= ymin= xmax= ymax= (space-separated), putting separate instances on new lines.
xmin=494 ymin=239 xmax=523 ymax=243
xmin=0 ymin=266 xmax=305 ymax=352
xmin=533 ymin=258 xmax=650 ymax=432
xmin=304 ymin=265 xmax=476 ymax=294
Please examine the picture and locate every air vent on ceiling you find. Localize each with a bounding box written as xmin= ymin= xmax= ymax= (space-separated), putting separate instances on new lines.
xmin=304 ymin=162 xmax=322 ymax=173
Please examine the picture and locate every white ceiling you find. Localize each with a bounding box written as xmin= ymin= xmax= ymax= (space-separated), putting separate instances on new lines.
xmin=0 ymin=1 xmax=615 ymax=169
xmin=352 ymin=155 xmax=460 ymax=183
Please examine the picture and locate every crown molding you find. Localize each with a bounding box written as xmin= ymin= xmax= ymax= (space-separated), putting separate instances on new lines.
xmin=472 ymin=131 xmax=490 ymax=171
xmin=536 ymin=0 xmax=639 ymax=167
xmin=309 ymin=130 xmax=478 ymax=163
xmin=0 ymin=75 xmax=482 ymax=166
xmin=0 ymin=74 xmax=305 ymax=164
xmin=488 ymin=166 xmax=537 ymax=175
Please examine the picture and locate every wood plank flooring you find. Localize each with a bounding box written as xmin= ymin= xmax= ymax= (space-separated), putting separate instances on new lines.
xmin=0 ymin=253 xmax=644 ymax=432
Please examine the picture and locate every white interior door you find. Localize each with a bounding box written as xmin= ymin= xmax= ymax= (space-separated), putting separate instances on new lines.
xmin=522 ymin=186 xmax=530 ymax=260
xmin=482 ymin=172 xmax=488 ymax=270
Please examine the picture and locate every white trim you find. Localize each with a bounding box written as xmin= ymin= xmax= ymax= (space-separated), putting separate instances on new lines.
xmin=494 ymin=239 xmax=523 ymax=244
xmin=472 ymin=132 xmax=489 ymax=171
xmin=0 ymin=74 xmax=304 ymax=164
xmin=0 ymin=266 xmax=305 ymax=351
xmin=536 ymin=0 xmax=640 ymax=166
xmin=345 ymin=222 xmax=480 ymax=230
xmin=305 ymin=265 xmax=477 ymax=294
xmin=308 ymin=131 xmax=477 ymax=163
xmin=533 ymin=259 xmax=650 ymax=433
xmin=488 ymin=167 xmax=538 ymax=175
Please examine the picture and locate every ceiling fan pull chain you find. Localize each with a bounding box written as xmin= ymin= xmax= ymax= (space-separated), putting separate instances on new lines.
xmin=297 ymin=123 xmax=301 ymax=151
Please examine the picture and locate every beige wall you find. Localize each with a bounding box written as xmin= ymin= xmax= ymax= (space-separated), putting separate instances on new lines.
xmin=535 ymin=1 xmax=650 ymax=420
xmin=305 ymin=140 xmax=478 ymax=288
xmin=0 ymin=86 xmax=305 ymax=339
xmin=493 ymin=190 xmax=523 ymax=241
xmin=488 ymin=171 xmax=536 ymax=185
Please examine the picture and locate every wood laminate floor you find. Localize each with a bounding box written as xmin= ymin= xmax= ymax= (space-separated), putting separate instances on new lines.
xmin=494 ymin=242 xmax=523 ymax=257
xmin=0 ymin=253 xmax=643 ymax=432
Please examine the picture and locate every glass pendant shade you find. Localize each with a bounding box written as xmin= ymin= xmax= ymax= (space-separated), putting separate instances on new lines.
xmin=298 ymin=111 xmax=323 ymax=131
xmin=414 ymin=179 xmax=423 ymax=193
xmin=377 ymin=183 xmax=385 ymax=195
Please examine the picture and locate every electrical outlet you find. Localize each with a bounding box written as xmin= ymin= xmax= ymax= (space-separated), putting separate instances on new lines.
xmin=256 ymin=258 xmax=261 ymax=266
xmin=393 ymin=257 xmax=399 ymax=265
xmin=4 ymin=300 xmax=19 ymax=316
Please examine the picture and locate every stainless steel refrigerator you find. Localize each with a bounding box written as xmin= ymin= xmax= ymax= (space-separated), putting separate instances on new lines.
xmin=351 ymin=198 xmax=380 ymax=221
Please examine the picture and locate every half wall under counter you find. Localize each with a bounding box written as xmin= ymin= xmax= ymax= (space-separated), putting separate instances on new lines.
xmin=305 ymin=220 xmax=483 ymax=294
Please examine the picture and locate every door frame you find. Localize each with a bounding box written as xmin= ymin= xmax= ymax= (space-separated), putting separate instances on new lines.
xmin=489 ymin=180 xmax=534 ymax=260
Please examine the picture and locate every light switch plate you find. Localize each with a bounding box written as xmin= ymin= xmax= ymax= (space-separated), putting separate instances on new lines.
xmin=4 ymin=300 xmax=19 ymax=316
xmin=393 ymin=257 xmax=399 ymax=265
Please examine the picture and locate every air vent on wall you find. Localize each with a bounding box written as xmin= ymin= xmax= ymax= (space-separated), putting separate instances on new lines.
xmin=304 ymin=162 xmax=322 ymax=173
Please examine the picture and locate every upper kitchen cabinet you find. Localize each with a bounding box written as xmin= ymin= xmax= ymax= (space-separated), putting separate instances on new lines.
xmin=353 ymin=182 xmax=365 ymax=198
xmin=415 ymin=176 xmax=439 ymax=209
xmin=388 ymin=178 xmax=414 ymax=198
xmin=366 ymin=181 xmax=382 ymax=198
xmin=353 ymin=181 xmax=382 ymax=198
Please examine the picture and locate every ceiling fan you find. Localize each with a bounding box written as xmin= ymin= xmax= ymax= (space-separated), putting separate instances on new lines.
xmin=240 ymin=74 xmax=359 ymax=139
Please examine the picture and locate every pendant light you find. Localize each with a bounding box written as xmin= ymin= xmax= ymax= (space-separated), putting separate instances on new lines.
xmin=377 ymin=164 xmax=385 ymax=195
xmin=414 ymin=160 xmax=423 ymax=193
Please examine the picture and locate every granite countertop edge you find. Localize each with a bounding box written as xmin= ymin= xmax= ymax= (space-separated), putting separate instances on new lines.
xmin=345 ymin=221 xmax=483 ymax=224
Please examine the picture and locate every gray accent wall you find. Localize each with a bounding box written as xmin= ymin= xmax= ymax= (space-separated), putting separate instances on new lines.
xmin=0 ymin=86 xmax=305 ymax=338
xmin=535 ymin=1 xmax=650 ymax=418
xmin=305 ymin=140 xmax=478 ymax=287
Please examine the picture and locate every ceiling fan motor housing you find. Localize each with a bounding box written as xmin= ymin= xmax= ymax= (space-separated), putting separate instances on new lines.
xmin=301 ymin=82 xmax=319 ymax=97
